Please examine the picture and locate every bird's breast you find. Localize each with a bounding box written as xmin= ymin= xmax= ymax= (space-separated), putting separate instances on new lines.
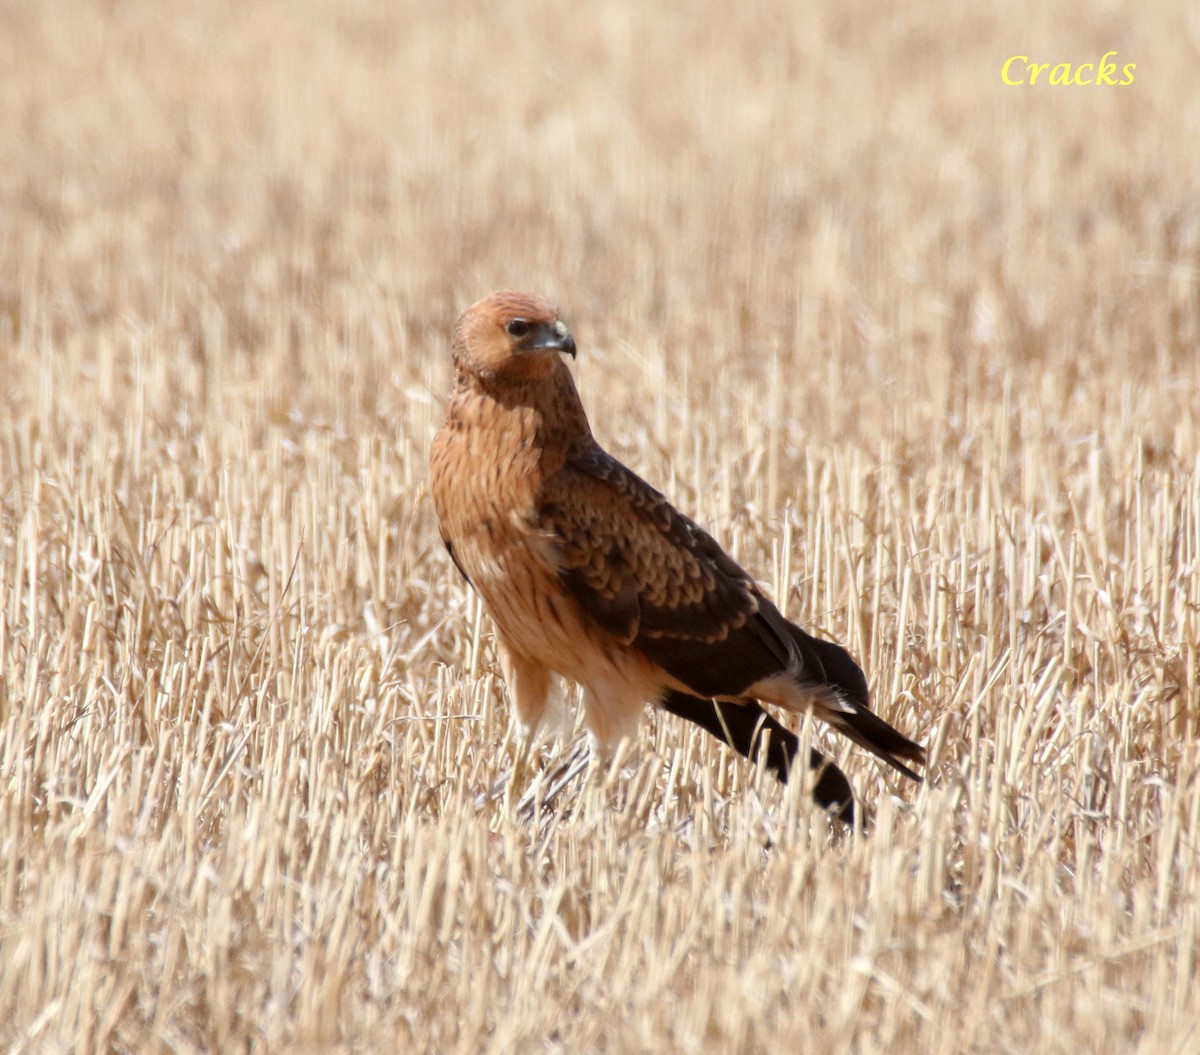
xmin=431 ymin=391 xmax=560 ymax=580
xmin=430 ymin=378 xmax=618 ymax=679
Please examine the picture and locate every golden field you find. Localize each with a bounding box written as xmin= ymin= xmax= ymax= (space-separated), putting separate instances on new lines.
xmin=2 ymin=1 xmax=1198 ymax=1051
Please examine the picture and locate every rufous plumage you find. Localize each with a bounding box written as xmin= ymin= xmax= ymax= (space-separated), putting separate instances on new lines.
xmin=429 ymin=290 xmax=924 ymax=818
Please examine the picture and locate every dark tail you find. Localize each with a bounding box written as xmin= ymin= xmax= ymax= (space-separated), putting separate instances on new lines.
xmin=658 ymin=690 xmax=856 ymax=825
xmin=790 ymin=627 xmax=926 ymax=782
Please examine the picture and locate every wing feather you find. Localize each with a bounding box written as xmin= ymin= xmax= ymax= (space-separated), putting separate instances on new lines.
xmin=539 ymin=448 xmax=797 ymax=698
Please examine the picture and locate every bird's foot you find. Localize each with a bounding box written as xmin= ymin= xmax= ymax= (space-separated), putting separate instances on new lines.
xmin=514 ymin=742 xmax=590 ymax=822
xmin=479 ymin=741 xmax=593 ymax=822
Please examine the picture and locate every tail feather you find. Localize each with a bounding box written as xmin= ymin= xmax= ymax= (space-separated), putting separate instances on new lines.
xmin=817 ymin=705 xmax=926 ymax=781
xmin=790 ymin=626 xmax=926 ymax=781
xmin=657 ymin=690 xmax=857 ymax=824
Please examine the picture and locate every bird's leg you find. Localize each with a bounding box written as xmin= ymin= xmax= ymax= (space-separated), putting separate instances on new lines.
xmin=497 ymin=645 xmax=551 ymax=801
xmin=573 ymin=732 xmax=609 ymax=814
xmin=579 ymin=730 xmax=638 ymax=817
xmin=505 ymin=731 xmax=534 ymax=811
xmin=584 ymin=730 xmax=614 ymax=785
xmin=581 ymin=680 xmax=642 ymax=771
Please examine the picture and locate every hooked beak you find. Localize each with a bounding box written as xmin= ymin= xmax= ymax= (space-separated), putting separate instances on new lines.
xmin=527 ymin=320 xmax=576 ymax=358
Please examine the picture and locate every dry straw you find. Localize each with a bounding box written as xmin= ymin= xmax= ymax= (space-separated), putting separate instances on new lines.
xmin=1 ymin=1 xmax=1197 ymax=1052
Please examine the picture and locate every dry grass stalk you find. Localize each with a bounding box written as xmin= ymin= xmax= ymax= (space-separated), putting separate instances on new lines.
xmin=1 ymin=1 xmax=1198 ymax=1052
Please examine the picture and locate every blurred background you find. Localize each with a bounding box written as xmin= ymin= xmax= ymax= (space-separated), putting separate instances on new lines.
xmin=3 ymin=0 xmax=1196 ymax=445
xmin=2 ymin=2 xmax=1199 ymax=1051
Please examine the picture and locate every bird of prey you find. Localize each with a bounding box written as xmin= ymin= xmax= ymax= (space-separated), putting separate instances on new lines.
xmin=429 ymin=290 xmax=924 ymax=821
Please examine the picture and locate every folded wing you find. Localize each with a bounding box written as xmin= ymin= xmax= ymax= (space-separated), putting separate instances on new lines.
xmin=540 ymin=446 xmax=925 ymax=780
xmin=539 ymin=447 xmax=801 ymax=699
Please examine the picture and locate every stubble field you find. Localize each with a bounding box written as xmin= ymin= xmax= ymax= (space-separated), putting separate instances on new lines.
xmin=2 ymin=1 xmax=1199 ymax=1052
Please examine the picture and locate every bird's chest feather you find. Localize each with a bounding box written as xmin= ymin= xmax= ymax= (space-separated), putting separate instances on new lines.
xmin=430 ymin=393 xmax=562 ymax=590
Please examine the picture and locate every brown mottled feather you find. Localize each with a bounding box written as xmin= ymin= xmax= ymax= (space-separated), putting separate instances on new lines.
xmin=540 ymin=449 xmax=800 ymax=699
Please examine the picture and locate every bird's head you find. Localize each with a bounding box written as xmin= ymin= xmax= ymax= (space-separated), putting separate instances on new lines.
xmin=452 ymin=290 xmax=576 ymax=382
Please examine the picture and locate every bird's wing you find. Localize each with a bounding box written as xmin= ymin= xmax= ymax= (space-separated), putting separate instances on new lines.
xmin=538 ymin=447 xmax=799 ymax=698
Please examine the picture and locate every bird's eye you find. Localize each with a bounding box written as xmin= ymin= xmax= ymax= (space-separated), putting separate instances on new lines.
xmin=506 ymin=318 xmax=531 ymax=339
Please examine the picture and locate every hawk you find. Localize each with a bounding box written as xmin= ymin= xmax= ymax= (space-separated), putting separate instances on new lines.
xmin=429 ymin=291 xmax=924 ymax=821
